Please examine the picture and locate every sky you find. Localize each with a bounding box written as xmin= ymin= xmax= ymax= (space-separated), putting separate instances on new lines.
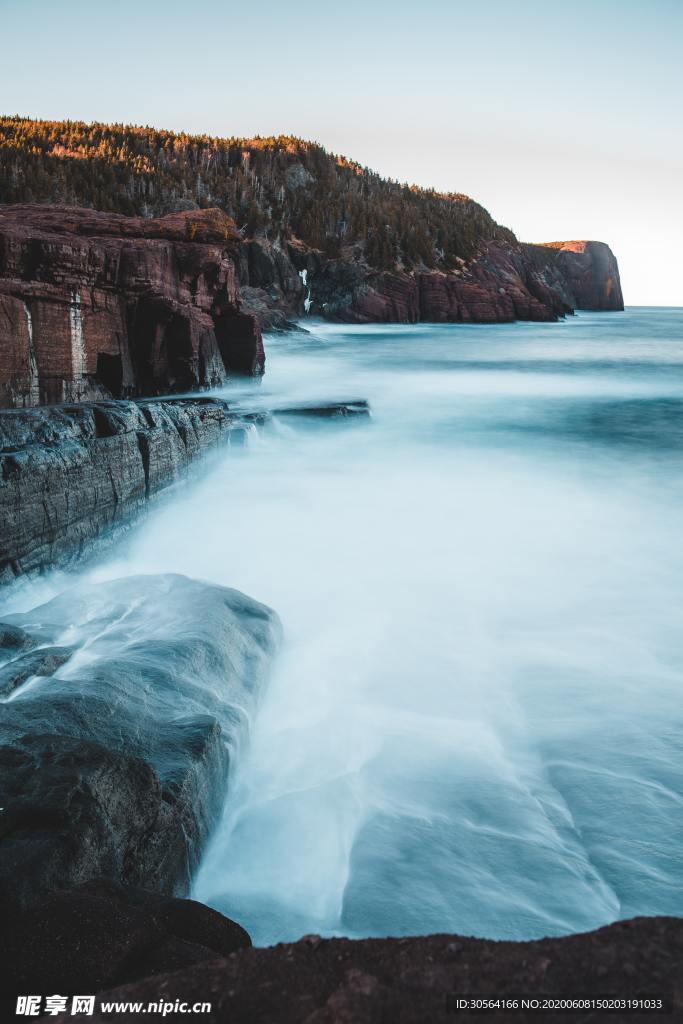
xmin=1 ymin=0 xmax=681 ymax=305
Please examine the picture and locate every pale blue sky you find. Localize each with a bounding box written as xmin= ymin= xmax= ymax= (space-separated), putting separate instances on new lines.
xmin=1 ymin=0 xmax=681 ymax=304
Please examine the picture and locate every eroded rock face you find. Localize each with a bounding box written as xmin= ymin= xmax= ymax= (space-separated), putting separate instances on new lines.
xmin=0 ymin=395 xmax=373 ymax=581
xmin=0 ymin=205 xmax=264 ymax=407
xmin=552 ymin=241 xmax=624 ymax=310
xmin=0 ymin=574 xmax=281 ymax=909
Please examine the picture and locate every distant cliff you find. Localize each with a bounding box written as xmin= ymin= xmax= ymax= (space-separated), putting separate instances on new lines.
xmin=0 ymin=118 xmax=623 ymax=407
xmin=525 ymin=240 xmax=624 ymax=311
xmin=235 ymin=235 xmax=623 ymax=330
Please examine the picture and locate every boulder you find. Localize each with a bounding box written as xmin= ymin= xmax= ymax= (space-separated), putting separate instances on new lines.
xmin=0 ymin=644 xmax=74 ymax=697
xmin=0 ymin=574 xmax=281 ymax=909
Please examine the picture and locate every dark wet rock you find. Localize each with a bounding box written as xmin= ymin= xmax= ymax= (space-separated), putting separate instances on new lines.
xmin=0 ymin=644 xmax=73 ymax=696
xmin=56 ymin=916 xmax=682 ymax=1023
xmin=0 ymin=623 xmax=37 ymax=651
xmin=0 ymin=397 xmax=250 ymax=581
xmin=272 ymin=400 xmax=370 ymax=419
xmin=0 ymin=394 xmax=371 ymax=581
xmin=0 ymin=734 xmax=190 ymax=907
xmin=0 ymin=879 xmax=250 ymax=1005
xmin=239 ymin=286 xmax=306 ymax=333
xmin=0 ymin=574 xmax=281 ymax=909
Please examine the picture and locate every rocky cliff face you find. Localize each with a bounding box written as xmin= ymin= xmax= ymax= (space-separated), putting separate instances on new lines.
xmin=0 ymin=395 xmax=368 ymax=580
xmin=536 ymin=240 xmax=625 ymax=311
xmin=237 ymin=235 xmax=623 ymax=329
xmin=0 ymin=205 xmax=264 ymax=408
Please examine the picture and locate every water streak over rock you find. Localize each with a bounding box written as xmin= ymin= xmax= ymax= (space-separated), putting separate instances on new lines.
xmin=0 ymin=574 xmax=281 ymax=909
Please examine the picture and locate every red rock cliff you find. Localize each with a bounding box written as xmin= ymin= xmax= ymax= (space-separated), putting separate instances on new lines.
xmin=525 ymin=240 xmax=624 ymax=311
xmin=239 ymin=235 xmax=622 ymax=327
xmin=0 ymin=205 xmax=264 ymax=408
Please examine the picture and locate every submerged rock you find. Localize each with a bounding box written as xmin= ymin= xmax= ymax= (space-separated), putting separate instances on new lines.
xmin=272 ymin=400 xmax=370 ymax=419
xmin=0 ymin=623 xmax=36 ymax=651
xmin=0 ymin=574 xmax=281 ymax=909
xmin=0 ymin=644 xmax=74 ymax=697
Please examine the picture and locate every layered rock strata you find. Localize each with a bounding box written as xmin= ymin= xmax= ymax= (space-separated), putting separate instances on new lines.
xmin=0 ymin=205 xmax=264 ymax=408
xmin=237 ymin=236 xmax=624 ymax=328
xmin=0 ymin=396 xmax=248 ymax=580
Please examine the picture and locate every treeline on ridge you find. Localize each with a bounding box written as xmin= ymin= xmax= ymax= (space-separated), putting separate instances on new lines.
xmin=0 ymin=116 xmax=516 ymax=271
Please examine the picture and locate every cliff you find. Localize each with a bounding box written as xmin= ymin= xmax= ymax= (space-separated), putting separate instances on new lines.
xmin=525 ymin=240 xmax=625 ymax=311
xmin=0 ymin=204 xmax=264 ymax=407
xmin=0 ymin=119 xmax=624 ymax=407
xmin=238 ymin=237 xmax=573 ymax=327
xmin=235 ymin=234 xmax=624 ymax=329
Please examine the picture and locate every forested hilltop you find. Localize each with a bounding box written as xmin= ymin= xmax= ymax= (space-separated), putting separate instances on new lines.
xmin=0 ymin=115 xmax=515 ymax=271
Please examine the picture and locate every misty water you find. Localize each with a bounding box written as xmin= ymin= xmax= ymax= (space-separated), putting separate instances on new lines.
xmin=5 ymin=307 xmax=683 ymax=945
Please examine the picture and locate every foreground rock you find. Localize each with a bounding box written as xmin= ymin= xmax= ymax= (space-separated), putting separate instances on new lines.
xmin=2 ymin=886 xmax=678 ymax=1023
xmin=0 ymin=204 xmax=264 ymax=407
xmin=0 ymin=880 xmax=250 ymax=1001
xmin=46 ymin=915 xmax=680 ymax=1023
xmin=0 ymin=574 xmax=281 ymax=909
xmin=0 ymin=396 xmax=248 ymax=580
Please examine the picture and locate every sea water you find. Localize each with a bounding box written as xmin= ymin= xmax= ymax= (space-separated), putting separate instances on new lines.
xmin=7 ymin=308 xmax=683 ymax=944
